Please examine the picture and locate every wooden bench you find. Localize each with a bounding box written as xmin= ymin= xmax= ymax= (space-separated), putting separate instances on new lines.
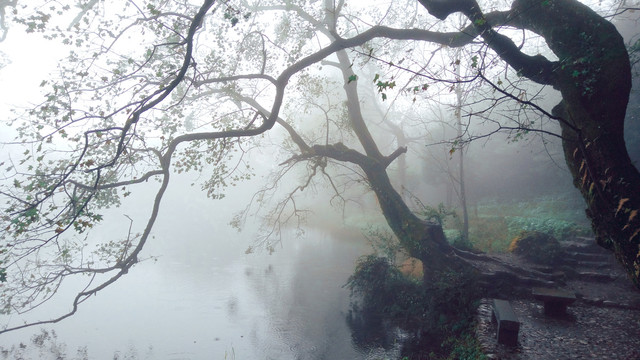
xmin=492 ymin=299 xmax=520 ymax=346
xmin=532 ymin=287 xmax=577 ymax=316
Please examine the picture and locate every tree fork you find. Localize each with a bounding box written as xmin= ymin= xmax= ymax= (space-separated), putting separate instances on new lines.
xmin=359 ymin=160 xmax=471 ymax=283
xmin=517 ymin=0 xmax=640 ymax=289
xmin=419 ymin=0 xmax=640 ymax=287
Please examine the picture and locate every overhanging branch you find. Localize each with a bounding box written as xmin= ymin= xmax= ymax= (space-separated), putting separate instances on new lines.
xmin=418 ymin=0 xmax=558 ymax=85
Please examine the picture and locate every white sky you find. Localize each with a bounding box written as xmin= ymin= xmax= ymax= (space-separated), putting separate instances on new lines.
xmin=0 ymin=0 xmax=635 ymax=144
xmin=0 ymin=33 xmax=65 ymax=105
xmin=0 ymin=31 xmax=68 ymax=144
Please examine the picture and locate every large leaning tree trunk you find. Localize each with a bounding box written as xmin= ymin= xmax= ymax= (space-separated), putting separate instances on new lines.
xmin=419 ymin=0 xmax=640 ymax=289
xmin=310 ymin=142 xmax=469 ymax=284
xmin=278 ymin=51 xmax=471 ymax=284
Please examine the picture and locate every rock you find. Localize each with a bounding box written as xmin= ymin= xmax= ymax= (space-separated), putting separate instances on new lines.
xmin=508 ymin=231 xmax=563 ymax=265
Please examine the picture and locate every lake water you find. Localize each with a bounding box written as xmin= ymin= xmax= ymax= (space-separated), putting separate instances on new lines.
xmin=0 ymin=177 xmax=400 ymax=359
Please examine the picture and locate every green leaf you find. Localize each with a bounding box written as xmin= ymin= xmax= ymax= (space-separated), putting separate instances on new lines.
xmin=24 ymin=207 xmax=38 ymax=219
xmin=348 ymin=75 xmax=358 ymax=84
xmin=146 ymin=4 xmax=161 ymax=16
xmin=474 ymin=18 xmax=486 ymax=26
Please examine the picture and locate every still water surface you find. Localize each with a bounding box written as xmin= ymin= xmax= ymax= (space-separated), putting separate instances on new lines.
xmin=2 ymin=220 xmax=399 ymax=359
xmin=1 ymin=168 xmax=402 ymax=359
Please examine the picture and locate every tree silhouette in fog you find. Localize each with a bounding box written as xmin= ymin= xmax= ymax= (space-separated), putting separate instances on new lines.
xmin=0 ymin=0 xmax=638 ymax=333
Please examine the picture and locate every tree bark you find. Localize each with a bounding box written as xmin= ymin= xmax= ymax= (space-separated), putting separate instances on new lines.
xmin=327 ymin=50 xmax=473 ymax=282
xmin=419 ymin=0 xmax=640 ymax=288
xmin=454 ymin=56 xmax=470 ymax=241
xmin=310 ymin=143 xmax=468 ymax=283
xmin=510 ymin=0 xmax=640 ymax=289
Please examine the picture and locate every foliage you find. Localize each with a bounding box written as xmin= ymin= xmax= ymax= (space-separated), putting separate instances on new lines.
xmin=445 ymin=229 xmax=475 ymax=251
xmin=0 ymin=329 xmax=88 ymax=360
xmin=345 ymin=255 xmax=420 ymax=320
xmin=469 ymin=197 xmax=591 ymax=252
xmin=0 ymin=328 xmax=153 ymax=359
xmin=441 ymin=334 xmax=487 ymax=360
xmin=416 ymin=202 xmax=458 ymax=227
xmin=345 ymin=255 xmax=482 ymax=359
xmin=505 ymin=216 xmax=583 ymax=241
xmin=0 ymin=0 xmax=636 ymax=332
xmin=508 ymin=230 xmax=563 ymax=265
xmin=363 ymin=226 xmax=404 ymax=263
xmin=468 ymin=216 xmax=510 ymax=253
xmin=413 ymin=200 xmax=477 ymax=251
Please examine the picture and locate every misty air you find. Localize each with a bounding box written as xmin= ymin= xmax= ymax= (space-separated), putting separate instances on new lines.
xmin=0 ymin=0 xmax=639 ymax=359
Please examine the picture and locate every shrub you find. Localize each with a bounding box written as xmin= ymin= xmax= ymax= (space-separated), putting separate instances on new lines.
xmin=346 ymin=255 xmax=482 ymax=359
xmin=508 ymin=230 xmax=564 ymax=265
xmin=468 ymin=196 xmax=592 ymax=253
xmin=362 ymin=226 xmax=404 ymax=263
xmin=445 ymin=229 xmax=475 ymax=251
xmin=443 ymin=334 xmax=488 ymax=360
xmin=468 ymin=216 xmax=510 ymax=252
xmin=346 ymin=255 xmax=422 ymax=321
xmin=505 ymin=216 xmax=583 ymax=241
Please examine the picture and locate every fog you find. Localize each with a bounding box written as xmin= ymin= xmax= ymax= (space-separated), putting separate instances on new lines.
xmin=0 ymin=1 xmax=638 ymax=359
xmin=0 ymin=110 xmax=587 ymax=359
xmin=0 ymin=169 xmax=394 ymax=359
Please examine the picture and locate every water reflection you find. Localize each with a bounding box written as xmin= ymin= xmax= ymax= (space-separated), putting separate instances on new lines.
xmin=244 ymin=233 xmax=362 ymax=359
xmin=1 ymin=228 xmax=400 ymax=359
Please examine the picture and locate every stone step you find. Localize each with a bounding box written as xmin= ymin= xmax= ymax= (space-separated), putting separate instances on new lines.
xmin=535 ymin=260 xmax=612 ymax=275
xmin=531 ymin=265 xmax=555 ymax=274
xmin=546 ymin=270 xmax=615 ymax=282
xmin=573 ymin=271 xmax=619 ymax=282
xmin=560 ymin=258 xmax=614 ymax=270
xmin=573 ymin=260 xmax=614 ymax=269
xmin=562 ymin=251 xmax=611 ymax=262
xmin=562 ymin=241 xmax=608 ymax=255
xmin=533 ymin=265 xmax=618 ymax=283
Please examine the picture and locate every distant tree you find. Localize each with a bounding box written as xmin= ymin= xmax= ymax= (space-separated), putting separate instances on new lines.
xmin=0 ymin=0 xmax=638 ymax=333
xmin=417 ymin=0 xmax=640 ymax=287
